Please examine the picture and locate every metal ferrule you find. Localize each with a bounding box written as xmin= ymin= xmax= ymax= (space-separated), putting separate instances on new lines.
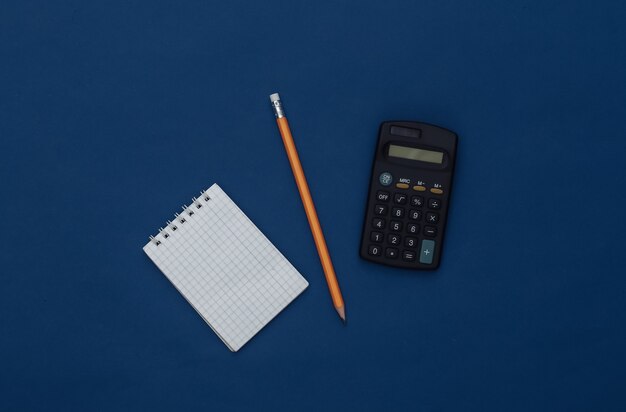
xmin=271 ymin=99 xmax=285 ymax=118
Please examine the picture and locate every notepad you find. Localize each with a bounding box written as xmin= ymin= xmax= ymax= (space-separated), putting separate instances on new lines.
xmin=143 ymin=184 xmax=308 ymax=352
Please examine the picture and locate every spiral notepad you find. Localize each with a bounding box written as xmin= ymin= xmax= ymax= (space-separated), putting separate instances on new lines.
xmin=143 ymin=183 xmax=308 ymax=352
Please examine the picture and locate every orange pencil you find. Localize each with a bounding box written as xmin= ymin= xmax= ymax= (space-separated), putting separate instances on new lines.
xmin=269 ymin=93 xmax=346 ymax=323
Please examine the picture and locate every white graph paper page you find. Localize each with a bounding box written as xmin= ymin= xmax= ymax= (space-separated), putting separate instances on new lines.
xmin=143 ymin=184 xmax=308 ymax=352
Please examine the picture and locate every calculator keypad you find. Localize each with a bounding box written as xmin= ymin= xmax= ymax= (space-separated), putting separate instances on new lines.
xmin=366 ymin=188 xmax=445 ymax=267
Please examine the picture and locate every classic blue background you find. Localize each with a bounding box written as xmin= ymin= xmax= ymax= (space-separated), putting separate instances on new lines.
xmin=1 ymin=1 xmax=625 ymax=410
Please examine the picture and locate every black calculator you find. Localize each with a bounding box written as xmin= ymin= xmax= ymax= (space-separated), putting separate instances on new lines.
xmin=359 ymin=121 xmax=458 ymax=269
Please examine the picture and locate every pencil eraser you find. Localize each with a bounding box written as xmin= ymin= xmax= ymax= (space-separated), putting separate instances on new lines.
xmin=269 ymin=93 xmax=280 ymax=102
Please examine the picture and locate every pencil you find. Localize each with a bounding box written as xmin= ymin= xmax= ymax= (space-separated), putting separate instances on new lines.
xmin=269 ymin=93 xmax=346 ymax=323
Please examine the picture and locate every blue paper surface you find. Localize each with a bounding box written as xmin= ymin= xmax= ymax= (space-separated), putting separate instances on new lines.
xmin=1 ymin=1 xmax=625 ymax=410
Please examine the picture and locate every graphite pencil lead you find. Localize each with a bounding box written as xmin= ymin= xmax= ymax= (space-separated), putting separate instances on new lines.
xmin=336 ymin=306 xmax=346 ymax=324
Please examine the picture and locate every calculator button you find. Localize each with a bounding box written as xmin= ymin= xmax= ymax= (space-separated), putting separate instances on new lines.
xmin=408 ymin=210 xmax=421 ymax=220
xmin=410 ymin=196 xmax=424 ymax=207
xmin=376 ymin=191 xmax=390 ymax=202
xmin=385 ymin=248 xmax=399 ymax=259
xmin=424 ymin=226 xmax=437 ymax=237
xmin=370 ymin=231 xmax=384 ymax=243
xmin=368 ymin=245 xmax=382 ymax=256
xmin=419 ymin=239 xmax=436 ymax=264
xmin=404 ymin=237 xmax=418 ymax=248
xmin=430 ymin=188 xmax=444 ymax=195
xmin=395 ymin=183 xmax=409 ymax=189
xmin=428 ymin=198 xmax=441 ymax=210
xmin=379 ymin=172 xmax=393 ymax=186
xmin=413 ymin=185 xmax=427 ymax=192
xmin=406 ymin=223 xmax=419 ymax=234
xmin=394 ymin=193 xmax=408 ymax=204
xmin=374 ymin=204 xmax=388 ymax=215
xmin=372 ymin=218 xmax=385 ymax=229
xmin=390 ymin=221 xmax=403 ymax=232
xmin=426 ymin=212 xmax=439 ymax=224
xmin=402 ymin=250 xmax=417 ymax=261
xmin=387 ymin=234 xmax=401 ymax=245
xmin=391 ymin=207 xmax=405 ymax=218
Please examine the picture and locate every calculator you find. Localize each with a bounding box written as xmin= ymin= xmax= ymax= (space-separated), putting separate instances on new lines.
xmin=359 ymin=121 xmax=458 ymax=269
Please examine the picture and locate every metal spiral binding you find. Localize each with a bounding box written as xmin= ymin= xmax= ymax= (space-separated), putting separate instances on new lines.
xmin=149 ymin=188 xmax=212 ymax=246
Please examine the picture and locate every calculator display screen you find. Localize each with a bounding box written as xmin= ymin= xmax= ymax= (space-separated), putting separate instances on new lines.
xmin=388 ymin=144 xmax=444 ymax=164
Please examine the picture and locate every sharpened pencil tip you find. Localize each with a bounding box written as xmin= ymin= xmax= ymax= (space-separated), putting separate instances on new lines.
xmin=336 ymin=306 xmax=346 ymax=324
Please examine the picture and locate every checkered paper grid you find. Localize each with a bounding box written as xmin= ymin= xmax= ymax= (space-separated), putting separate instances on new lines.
xmin=143 ymin=184 xmax=308 ymax=352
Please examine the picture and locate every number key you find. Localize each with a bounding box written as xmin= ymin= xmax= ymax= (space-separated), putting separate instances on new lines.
xmin=372 ymin=218 xmax=385 ymax=229
xmin=405 ymin=237 xmax=418 ymax=248
xmin=390 ymin=221 xmax=403 ymax=232
xmin=374 ymin=204 xmax=388 ymax=215
xmin=370 ymin=231 xmax=384 ymax=243
xmin=388 ymin=234 xmax=401 ymax=245
xmin=391 ymin=207 xmax=405 ymax=218
xmin=408 ymin=210 xmax=421 ymax=220
xmin=407 ymin=223 xmax=419 ymax=234
xmin=368 ymin=245 xmax=382 ymax=256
